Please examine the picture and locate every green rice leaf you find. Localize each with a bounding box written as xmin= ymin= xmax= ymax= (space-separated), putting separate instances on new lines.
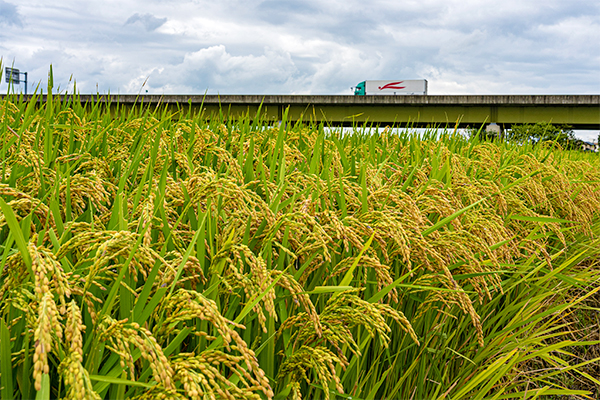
xmin=507 ymin=214 xmax=577 ymax=224
xmin=0 ymin=197 xmax=32 ymax=269
xmin=89 ymin=375 xmax=155 ymax=388
xmin=34 ymin=374 xmax=50 ymax=400
xmin=337 ymin=232 xmax=375 ymax=290
xmin=0 ymin=318 xmax=14 ymax=400
xmin=422 ymin=198 xmax=486 ymax=237
xmin=308 ymin=286 xmax=354 ymax=294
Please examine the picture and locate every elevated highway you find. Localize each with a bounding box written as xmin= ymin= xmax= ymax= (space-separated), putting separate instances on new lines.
xmin=5 ymin=94 xmax=600 ymax=129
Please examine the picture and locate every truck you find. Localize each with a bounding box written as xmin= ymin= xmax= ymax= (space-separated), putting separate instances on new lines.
xmin=353 ymin=79 xmax=428 ymax=95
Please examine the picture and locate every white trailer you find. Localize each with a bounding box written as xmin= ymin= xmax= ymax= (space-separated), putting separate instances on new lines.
xmin=354 ymin=80 xmax=428 ymax=95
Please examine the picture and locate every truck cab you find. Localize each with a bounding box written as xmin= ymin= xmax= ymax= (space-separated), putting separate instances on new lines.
xmin=353 ymin=81 xmax=366 ymax=96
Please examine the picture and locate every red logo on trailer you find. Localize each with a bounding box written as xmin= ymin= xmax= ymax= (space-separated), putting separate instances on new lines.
xmin=378 ymin=81 xmax=406 ymax=90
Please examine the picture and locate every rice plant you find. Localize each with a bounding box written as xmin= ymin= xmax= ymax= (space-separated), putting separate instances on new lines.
xmin=1 ymin=72 xmax=600 ymax=399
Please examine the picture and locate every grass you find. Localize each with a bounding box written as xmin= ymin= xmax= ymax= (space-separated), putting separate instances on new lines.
xmin=1 ymin=75 xmax=600 ymax=399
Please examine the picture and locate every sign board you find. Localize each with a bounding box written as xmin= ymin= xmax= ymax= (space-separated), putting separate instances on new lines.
xmin=5 ymin=67 xmax=20 ymax=84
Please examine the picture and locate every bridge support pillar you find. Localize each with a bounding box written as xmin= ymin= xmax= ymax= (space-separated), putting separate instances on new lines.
xmin=486 ymin=123 xmax=502 ymax=135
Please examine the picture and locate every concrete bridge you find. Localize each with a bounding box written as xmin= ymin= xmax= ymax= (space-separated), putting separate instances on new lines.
xmin=6 ymin=94 xmax=600 ymax=129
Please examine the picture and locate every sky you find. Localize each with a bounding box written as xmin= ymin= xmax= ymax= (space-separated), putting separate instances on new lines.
xmin=0 ymin=0 xmax=599 ymax=140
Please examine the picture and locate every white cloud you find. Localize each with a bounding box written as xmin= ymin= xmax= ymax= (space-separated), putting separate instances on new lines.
xmin=138 ymin=45 xmax=299 ymax=94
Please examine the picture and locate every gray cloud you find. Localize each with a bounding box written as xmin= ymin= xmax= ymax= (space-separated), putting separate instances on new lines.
xmin=125 ymin=13 xmax=167 ymax=31
xmin=0 ymin=0 xmax=23 ymax=27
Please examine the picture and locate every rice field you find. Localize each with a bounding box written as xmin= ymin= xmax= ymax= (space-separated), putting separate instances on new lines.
xmin=1 ymin=82 xmax=600 ymax=399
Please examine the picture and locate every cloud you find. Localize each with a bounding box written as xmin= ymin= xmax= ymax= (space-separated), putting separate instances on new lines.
xmin=0 ymin=0 xmax=598 ymax=99
xmin=125 ymin=13 xmax=167 ymax=31
xmin=118 ymin=41 xmax=388 ymax=95
xmin=0 ymin=0 xmax=23 ymax=27
xmin=137 ymin=45 xmax=300 ymax=94
xmin=255 ymin=1 xmax=319 ymax=26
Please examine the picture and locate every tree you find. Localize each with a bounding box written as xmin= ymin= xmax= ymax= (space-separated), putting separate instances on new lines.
xmin=505 ymin=122 xmax=581 ymax=149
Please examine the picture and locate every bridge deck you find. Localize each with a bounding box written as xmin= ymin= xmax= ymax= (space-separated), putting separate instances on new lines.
xmin=3 ymin=94 xmax=599 ymax=129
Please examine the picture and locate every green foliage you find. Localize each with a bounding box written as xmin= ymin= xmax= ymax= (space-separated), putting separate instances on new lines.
xmin=476 ymin=122 xmax=584 ymax=150
xmin=507 ymin=122 xmax=581 ymax=149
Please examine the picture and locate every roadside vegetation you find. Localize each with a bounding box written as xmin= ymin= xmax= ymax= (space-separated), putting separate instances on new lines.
xmin=475 ymin=122 xmax=584 ymax=150
xmin=1 ymin=77 xmax=600 ymax=399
